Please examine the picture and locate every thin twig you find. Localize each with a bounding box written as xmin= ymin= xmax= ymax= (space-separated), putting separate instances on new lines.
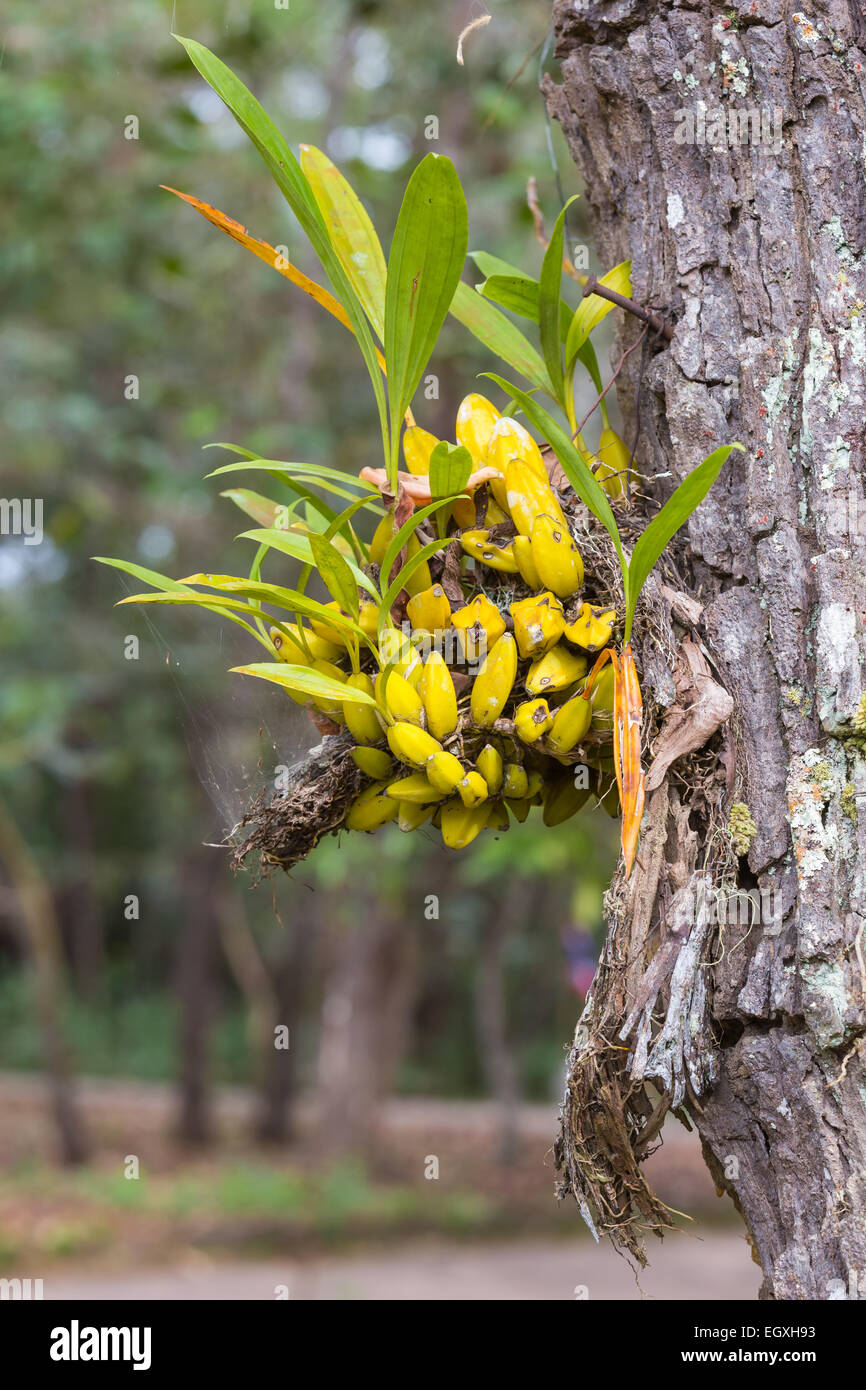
xmin=481 ymin=38 xmax=544 ymax=133
xmin=527 ymin=176 xmax=585 ymax=283
xmin=582 ymin=274 xmax=674 ymax=342
xmin=574 ymin=326 xmax=648 ymax=437
xmin=527 ymin=182 xmax=676 ymax=339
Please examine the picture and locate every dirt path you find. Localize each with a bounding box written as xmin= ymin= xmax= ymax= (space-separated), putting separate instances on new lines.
xmin=42 ymin=1233 xmax=757 ymax=1301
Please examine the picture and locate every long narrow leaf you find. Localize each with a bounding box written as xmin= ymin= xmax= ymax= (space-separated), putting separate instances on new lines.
xmin=94 ymin=558 xmax=284 ymax=653
xmin=450 ymin=281 xmax=553 ymax=396
xmin=93 ymin=557 xmax=195 ymax=594
xmin=564 ymin=259 xmax=632 ymax=368
xmin=245 ymin=539 xmax=272 ymax=639
xmin=625 ymin=444 xmax=742 ymax=638
xmin=471 ymin=250 xmax=577 ymax=345
xmin=179 ymin=575 xmax=373 ymax=645
xmin=322 ymin=492 xmax=375 ymax=566
xmin=469 ymin=251 xmax=532 ymax=282
xmin=576 ymin=338 xmax=604 ymax=395
xmin=484 ymin=374 xmax=629 ymax=605
xmin=323 ymin=493 xmax=376 ymax=542
xmin=231 ymin=662 xmax=376 ymax=706
xmin=174 ymin=36 xmax=389 ymax=457
xmin=299 ymin=144 xmax=387 ymax=341
xmin=205 ymin=455 xmax=379 ymax=493
xmin=220 ymin=488 xmax=297 ymax=531
xmin=238 ymin=527 xmax=379 ymax=600
xmin=384 ymin=154 xmax=468 ymax=485
xmin=308 ymin=532 xmax=359 ymax=620
xmin=538 ymin=200 xmax=576 ymax=406
xmin=379 ymin=496 xmax=453 ymax=591
xmin=380 ymin=537 xmax=448 ymax=624
xmin=479 ymin=274 xmax=572 ymax=341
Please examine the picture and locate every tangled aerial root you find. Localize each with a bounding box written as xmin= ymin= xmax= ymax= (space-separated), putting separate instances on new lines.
xmin=231 ymin=732 xmax=361 ymax=878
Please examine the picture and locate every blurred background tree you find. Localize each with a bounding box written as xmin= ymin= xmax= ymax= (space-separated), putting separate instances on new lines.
xmin=0 ymin=0 xmax=620 ymax=1172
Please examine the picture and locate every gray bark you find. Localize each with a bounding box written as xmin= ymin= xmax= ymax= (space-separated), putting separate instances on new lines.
xmin=546 ymin=0 xmax=866 ymax=1299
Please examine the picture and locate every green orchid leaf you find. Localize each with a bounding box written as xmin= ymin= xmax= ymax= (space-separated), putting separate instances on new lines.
xmin=428 ymin=442 xmax=473 ymax=499
xmin=538 ymin=199 xmax=576 ymax=406
xmin=384 ymin=153 xmax=469 ymax=487
xmin=379 ymin=496 xmax=453 ymax=591
xmin=449 ymin=281 xmax=553 ymax=396
xmin=308 ymin=532 xmax=360 ymax=620
xmin=478 ymin=274 xmax=573 ymax=343
xmin=238 ymin=528 xmax=379 ymax=600
xmin=181 ymin=574 xmax=374 ymax=649
xmin=625 ymin=444 xmax=743 ymax=638
xmin=564 ymin=259 xmax=632 ymax=368
xmin=231 ymin=662 xmax=376 ymax=706
xmin=300 ymin=143 xmax=388 ymax=341
xmin=93 ymin=557 xmax=193 ymax=594
xmin=379 ymin=537 xmax=447 ymax=628
xmin=220 ymin=488 xmax=297 ymax=531
xmin=469 ymin=250 xmax=531 ymax=281
xmin=93 ymin=558 xmax=282 ymax=652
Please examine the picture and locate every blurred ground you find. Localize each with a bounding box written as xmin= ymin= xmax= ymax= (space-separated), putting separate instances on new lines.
xmin=42 ymin=1234 xmax=758 ymax=1301
xmin=0 ymin=1072 xmax=757 ymax=1299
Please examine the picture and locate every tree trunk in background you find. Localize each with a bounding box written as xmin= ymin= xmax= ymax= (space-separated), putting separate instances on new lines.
xmin=0 ymin=799 xmax=89 ymax=1166
xmin=545 ymin=0 xmax=866 ymax=1298
xmin=316 ymin=902 xmax=419 ymax=1160
xmin=255 ymin=921 xmax=313 ymax=1145
xmin=174 ymin=851 xmax=219 ymax=1147
xmin=475 ymin=885 xmax=524 ymax=1165
xmin=60 ymin=779 xmax=103 ymax=999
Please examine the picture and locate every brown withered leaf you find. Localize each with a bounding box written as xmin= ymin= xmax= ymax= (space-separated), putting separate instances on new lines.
xmin=307 ymin=708 xmax=343 ymax=738
xmin=439 ymin=539 xmax=466 ymax=608
xmin=541 ymin=443 xmax=569 ymax=493
xmin=645 ymin=638 xmax=734 ymax=792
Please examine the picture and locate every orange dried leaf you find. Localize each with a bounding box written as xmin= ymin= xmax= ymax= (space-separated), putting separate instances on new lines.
xmin=162 ymin=186 xmax=387 ymax=373
xmin=616 ymin=642 xmax=645 ymax=878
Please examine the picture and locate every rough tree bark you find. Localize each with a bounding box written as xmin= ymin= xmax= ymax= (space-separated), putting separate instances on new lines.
xmin=545 ymin=0 xmax=866 ymax=1299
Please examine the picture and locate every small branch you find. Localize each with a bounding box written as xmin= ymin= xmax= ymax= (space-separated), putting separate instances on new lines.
xmin=527 ymin=176 xmax=585 ymax=283
xmin=574 ymin=326 xmax=648 ymax=437
xmin=481 ymin=39 xmax=544 ymax=133
xmin=526 ymin=180 xmax=677 ymax=343
xmin=582 ymin=274 xmax=674 ymax=342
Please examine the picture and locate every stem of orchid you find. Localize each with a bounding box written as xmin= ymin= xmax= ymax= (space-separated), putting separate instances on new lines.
xmin=387 ymin=417 xmax=400 ymax=495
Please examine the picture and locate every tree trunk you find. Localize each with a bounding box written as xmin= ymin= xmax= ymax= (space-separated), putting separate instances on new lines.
xmin=0 ymin=798 xmax=89 ymax=1166
xmin=59 ymin=778 xmax=103 ymax=1000
xmin=474 ymin=885 xmax=525 ymax=1165
xmin=174 ymin=851 xmax=220 ymax=1147
xmin=255 ymin=922 xmax=313 ymax=1146
xmin=545 ymin=0 xmax=866 ymax=1299
xmin=315 ymin=901 xmax=419 ymax=1161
